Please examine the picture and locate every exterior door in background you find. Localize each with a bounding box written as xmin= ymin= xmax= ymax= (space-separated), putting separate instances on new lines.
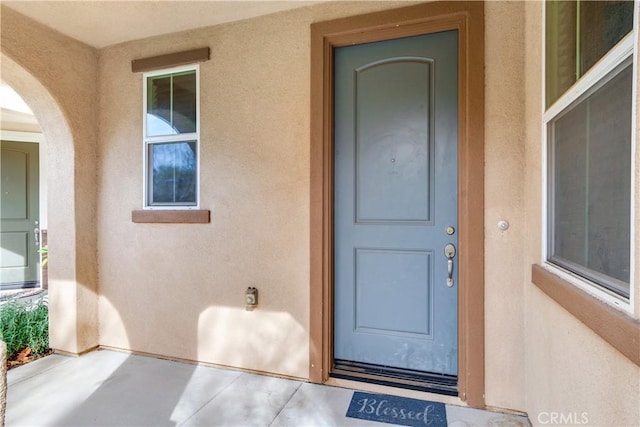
xmin=1 ymin=140 xmax=40 ymax=288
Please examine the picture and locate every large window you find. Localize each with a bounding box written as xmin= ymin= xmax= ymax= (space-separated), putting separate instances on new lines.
xmin=143 ymin=65 xmax=199 ymax=208
xmin=545 ymin=1 xmax=635 ymax=299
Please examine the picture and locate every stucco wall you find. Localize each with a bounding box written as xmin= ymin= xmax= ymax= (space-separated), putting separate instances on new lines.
xmin=484 ymin=1 xmax=527 ymax=411
xmin=523 ymin=2 xmax=640 ymax=426
xmin=102 ymin=1 xmax=636 ymax=416
xmin=1 ymin=6 xmax=99 ymax=354
xmin=3 ymin=0 xmax=637 ymax=420
xmin=96 ymin=1 xmax=412 ymax=380
xmin=97 ymin=2 xmax=531 ymax=402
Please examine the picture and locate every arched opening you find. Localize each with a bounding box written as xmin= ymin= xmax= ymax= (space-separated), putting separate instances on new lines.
xmin=1 ymin=53 xmax=98 ymax=354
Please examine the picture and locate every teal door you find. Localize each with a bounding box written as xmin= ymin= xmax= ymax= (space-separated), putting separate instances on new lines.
xmin=1 ymin=141 xmax=40 ymax=288
xmin=334 ymin=31 xmax=459 ymax=380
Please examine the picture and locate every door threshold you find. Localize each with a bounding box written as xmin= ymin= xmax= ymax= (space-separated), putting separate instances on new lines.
xmin=0 ymin=280 xmax=39 ymax=291
xmin=332 ymin=360 xmax=458 ymax=396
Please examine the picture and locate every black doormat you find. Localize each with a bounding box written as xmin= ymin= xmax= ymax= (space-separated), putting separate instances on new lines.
xmin=346 ymin=391 xmax=447 ymax=427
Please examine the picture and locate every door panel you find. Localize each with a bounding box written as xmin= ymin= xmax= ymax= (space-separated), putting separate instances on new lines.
xmin=2 ymin=149 xmax=29 ymax=219
xmin=355 ymin=58 xmax=433 ymax=223
xmin=1 ymin=141 xmax=40 ymax=286
xmin=355 ymin=249 xmax=432 ymax=338
xmin=334 ymin=31 xmax=458 ymax=376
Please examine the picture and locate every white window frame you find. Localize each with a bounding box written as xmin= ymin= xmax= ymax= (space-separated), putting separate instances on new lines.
xmin=541 ymin=1 xmax=638 ymax=314
xmin=142 ymin=64 xmax=200 ymax=210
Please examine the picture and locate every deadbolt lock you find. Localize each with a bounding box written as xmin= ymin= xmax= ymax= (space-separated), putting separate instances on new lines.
xmin=444 ymin=243 xmax=456 ymax=259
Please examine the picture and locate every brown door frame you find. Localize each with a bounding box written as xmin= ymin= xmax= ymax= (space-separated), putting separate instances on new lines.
xmin=309 ymin=1 xmax=485 ymax=408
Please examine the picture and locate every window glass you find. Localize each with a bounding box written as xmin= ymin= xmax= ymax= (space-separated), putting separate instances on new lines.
xmin=147 ymin=75 xmax=173 ymax=136
xmin=549 ymin=60 xmax=632 ymax=296
xmin=144 ymin=66 xmax=198 ymax=208
xmin=546 ymin=0 xmax=577 ymax=108
xmin=146 ymin=70 xmax=196 ymax=136
xmin=172 ymin=72 xmax=197 ymax=134
xmin=545 ymin=0 xmax=633 ymax=108
xmin=580 ymin=1 xmax=634 ymax=75
xmin=148 ymin=141 xmax=197 ymax=205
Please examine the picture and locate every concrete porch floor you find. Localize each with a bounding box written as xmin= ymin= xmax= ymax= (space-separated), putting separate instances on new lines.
xmin=6 ymin=350 xmax=531 ymax=426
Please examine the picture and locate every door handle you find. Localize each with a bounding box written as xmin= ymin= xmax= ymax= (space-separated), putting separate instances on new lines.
xmin=444 ymin=243 xmax=456 ymax=287
xmin=34 ymin=221 xmax=40 ymax=247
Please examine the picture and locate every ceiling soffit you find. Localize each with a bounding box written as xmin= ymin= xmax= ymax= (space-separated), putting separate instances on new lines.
xmin=2 ymin=1 xmax=322 ymax=49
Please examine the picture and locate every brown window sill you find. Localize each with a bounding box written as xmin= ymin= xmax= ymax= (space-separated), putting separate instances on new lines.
xmin=531 ymin=264 xmax=639 ymax=367
xmin=131 ymin=209 xmax=210 ymax=224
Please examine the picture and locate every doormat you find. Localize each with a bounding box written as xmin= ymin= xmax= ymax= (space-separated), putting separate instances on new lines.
xmin=346 ymin=391 xmax=447 ymax=427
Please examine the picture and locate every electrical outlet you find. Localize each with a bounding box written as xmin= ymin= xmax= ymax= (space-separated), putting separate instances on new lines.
xmin=245 ymin=287 xmax=258 ymax=310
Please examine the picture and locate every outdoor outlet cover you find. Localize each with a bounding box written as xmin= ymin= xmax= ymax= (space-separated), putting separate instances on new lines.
xmin=245 ymin=287 xmax=258 ymax=310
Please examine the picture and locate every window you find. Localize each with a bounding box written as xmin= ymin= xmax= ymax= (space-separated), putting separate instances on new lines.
xmin=143 ymin=65 xmax=199 ymax=208
xmin=545 ymin=1 xmax=635 ymax=300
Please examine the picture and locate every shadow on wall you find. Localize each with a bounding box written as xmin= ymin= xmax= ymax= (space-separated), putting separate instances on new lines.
xmin=197 ymin=306 xmax=308 ymax=375
xmin=2 ymin=31 xmax=308 ymax=425
xmin=1 ymin=50 xmax=92 ymax=354
xmin=1 ymin=54 xmax=198 ymax=426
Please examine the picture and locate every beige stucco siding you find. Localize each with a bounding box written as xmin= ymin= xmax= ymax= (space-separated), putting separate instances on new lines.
xmin=96 ymin=0 xmax=531 ymax=407
xmin=96 ymin=2 xmax=411 ymax=379
xmin=484 ymin=0 xmax=527 ymax=411
xmin=525 ymin=287 xmax=640 ymax=426
xmin=2 ymin=1 xmax=638 ymax=421
xmin=1 ymin=6 xmax=99 ymax=354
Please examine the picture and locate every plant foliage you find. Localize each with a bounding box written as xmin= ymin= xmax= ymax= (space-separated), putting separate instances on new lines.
xmin=38 ymin=245 xmax=48 ymax=267
xmin=0 ymin=298 xmax=49 ymax=359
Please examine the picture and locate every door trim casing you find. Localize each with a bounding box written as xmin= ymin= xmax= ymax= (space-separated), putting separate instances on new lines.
xmin=309 ymin=1 xmax=485 ymax=408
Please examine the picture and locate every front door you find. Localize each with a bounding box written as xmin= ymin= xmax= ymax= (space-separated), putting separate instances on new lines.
xmin=1 ymin=140 xmax=40 ymax=288
xmin=333 ymin=31 xmax=459 ymax=389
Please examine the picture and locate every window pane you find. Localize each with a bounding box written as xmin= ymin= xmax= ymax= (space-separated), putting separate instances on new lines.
xmin=147 ymin=75 xmax=173 ymax=136
xmin=546 ymin=0 xmax=577 ymax=108
xmin=545 ymin=0 xmax=633 ymax=108
xmin=149 ymin=141 xmax=197 ymax=205
xmin=580 ymin=1 xmax=633 ymax=75
xmin=172 ymin=71 xmax=197 ymax=134
xmin=552 ymin=101 xmax=588 ymax=269
xmin=146 ymin=70 xmax=196 ymax=136
xmin=550 ymin=61 xmax=632 ymax=296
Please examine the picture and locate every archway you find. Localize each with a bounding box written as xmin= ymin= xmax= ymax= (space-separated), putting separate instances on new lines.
xmin=1 ymin=53 xmax=98 ymax=354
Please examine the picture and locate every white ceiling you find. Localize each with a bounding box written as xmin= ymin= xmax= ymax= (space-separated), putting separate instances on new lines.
xmin=2 ymin=1 xmax=325 ymax=130
xmin=3 ymin=1 xmax=322 ymax=49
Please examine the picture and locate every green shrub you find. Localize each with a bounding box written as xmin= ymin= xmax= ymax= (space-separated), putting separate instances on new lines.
xmin=0 ymin=298 xmax=49 ymax=359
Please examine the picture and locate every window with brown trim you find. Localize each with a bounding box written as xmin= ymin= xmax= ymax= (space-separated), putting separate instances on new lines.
xmin=143 ymin=65 xmax=200 ymax=209
xmin=130 ymin=49 xmax=210 ymax=224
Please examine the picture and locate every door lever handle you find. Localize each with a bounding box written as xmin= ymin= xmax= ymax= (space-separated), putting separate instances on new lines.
xmin=444 ymin=243 xmax=456 ymax=287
